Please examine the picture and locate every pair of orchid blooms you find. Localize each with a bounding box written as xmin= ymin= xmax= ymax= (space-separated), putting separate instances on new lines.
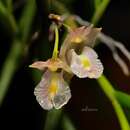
xmin=29 ymin=15 xmax=104 ymax=110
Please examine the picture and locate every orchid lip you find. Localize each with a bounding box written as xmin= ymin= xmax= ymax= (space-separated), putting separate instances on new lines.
xmin=69 ymin=46 xmax=104 ymax=79
xmin=34 ymin=70 xmax=71 ymax=110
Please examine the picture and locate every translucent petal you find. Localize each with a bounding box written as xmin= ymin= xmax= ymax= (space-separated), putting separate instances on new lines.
xmin=82 ymin=47 xmax=103 ymax=78
xmin=34 ymin=70 xmax=71 ymax=110
xmin=52 ymin=73 xmax=71 ymax=109
xmin=30 ymin=58 xmax=71 ymax=73
xmin=87 ymin=59 xmax=103 ymax=78
xmin=70 ymin=49 xmax=88 ymax=78
xmin=29 ymin=61 xmax=47 ymax=71
xmin=70 ymin=26 xmax=92 ymax=43
xmin=69 ymin=47 xmax=103 ymax=78
xmin=82 ymin=46 xmax=98 ymax=59
xmin=34 ymin=70 xmax=53 ymax=110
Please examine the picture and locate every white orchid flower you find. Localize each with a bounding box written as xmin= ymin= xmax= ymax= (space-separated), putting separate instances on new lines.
xmin=69 ymin=46 xmax=103 ymax=78
xmin=30 ymin=23 xmax=103 ymax=110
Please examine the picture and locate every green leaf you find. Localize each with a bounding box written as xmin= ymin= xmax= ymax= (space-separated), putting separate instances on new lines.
xmin=19 ymin=0 xmax=36 ymax=43
xmin=0 ymin=0 xmax=36 ymax=105
xmin=91 ymin=0 xmax=110 ymax=25
xmin=97 ymin=75 xmax=130 ymax=130
xmin=6 ymin=0 xmax=13 ymax=13
xmin=0 ymin=1 xmax=17 ymax=33
xmin=0 ymin=39 xmax=22 ymax=105
xmin=114 ymin=90 xmax=130 ymax=109
xmin=94 ymin=0 xmax=102 ymax=9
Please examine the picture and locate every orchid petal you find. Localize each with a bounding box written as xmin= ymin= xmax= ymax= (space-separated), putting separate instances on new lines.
xmin=69 ymin=47 xmax=103 ymax=78
xmin=34 ymin=70 xmax=53 ymax=110
xmin=30 ymin=58 xmax=71 ymax=73
xmin=53 ymin=73 xmax=71 ymax=109
xmin=29 ymin=61 xmax=48 ymax=71
xmin=34 ymin=70 xmax=71 ymax=110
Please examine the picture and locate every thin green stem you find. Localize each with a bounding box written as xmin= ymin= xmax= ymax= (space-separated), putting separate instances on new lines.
xmin=97 ymin=75 xmax=130 ymax=130
xmin=52 ymin=24 xmax=59 ymax=59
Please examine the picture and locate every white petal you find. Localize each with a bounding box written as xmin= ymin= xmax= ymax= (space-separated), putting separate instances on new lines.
xmin=34 ymin=70 xmax=53 ymax=110
xmin=70 ymin=49 xmax=88 ymax=78
xmin=52 ymin=73 xmax=71 ymax=109
xmin=69 ymin=47 xmax=103 ymax=78
xmin=83 ymin=47 xmax=103 ymax=78
xmin=87 ymin=59 xmax=103 ymax=78
xmin=34 ymin=70 xmax=71 ymax=110
xmin=82 ymin=46 xmax=98 ymax=59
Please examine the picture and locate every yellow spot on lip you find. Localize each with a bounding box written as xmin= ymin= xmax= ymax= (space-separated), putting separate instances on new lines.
xmin=49 ymin=76 xmax=58 ymax=98
xmin=80 ymin=55 xmax=91 ymax=69
xmin=49 ymin=84 xmax=57 ymax=94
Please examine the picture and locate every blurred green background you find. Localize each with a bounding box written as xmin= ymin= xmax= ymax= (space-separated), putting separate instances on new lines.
xmin=0 ymin=0 xmax=130 ymax=130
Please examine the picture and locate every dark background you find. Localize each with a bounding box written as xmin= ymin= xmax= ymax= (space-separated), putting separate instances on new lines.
xmin=0 ymin=0 xmax=130 ymax=130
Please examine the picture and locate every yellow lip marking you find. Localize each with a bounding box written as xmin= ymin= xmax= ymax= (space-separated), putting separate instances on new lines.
xmin=49 ymin=76 xmax=58 ymax=98
xmin=80 ymin=55 xmax=91 ymax=69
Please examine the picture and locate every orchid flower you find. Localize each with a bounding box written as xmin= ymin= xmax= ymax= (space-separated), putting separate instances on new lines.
xmin=30 ymin=58 xmax=72 ymax=110
xmin=59 ymin=25 xmax=103 ymax=78
xmin=30 ymin=17 xmax=104 ymax=110
xmin=30 ymin=24 xmax=72 ymax=110
xmin=68 ymin=46 xmax=103 ymax=78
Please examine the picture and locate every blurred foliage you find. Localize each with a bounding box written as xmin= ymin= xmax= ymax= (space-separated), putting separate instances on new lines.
xmin=0 ymin=0 xmax=36 ymax=105
xmin=0 ymin=0 xmax=130 ymax=130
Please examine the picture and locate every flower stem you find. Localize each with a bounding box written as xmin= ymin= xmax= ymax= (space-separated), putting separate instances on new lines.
xmin=44 ymin=109 xmax=62 ymax=130
xmin=52 ymin=24 xmax=59 ymax=59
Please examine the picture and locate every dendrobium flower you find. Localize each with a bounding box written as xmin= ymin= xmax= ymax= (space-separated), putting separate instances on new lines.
xmin=59 ymin=25 xmax=103 ymax=78
xmin=34 ymin=70 xmax=71 ymax=110
xmin=30 ymin=58 xmax=72 ymax=110
xmin=68 ymin=46 xmax=103 ymax=78
xmin=30 ymin=19 xmax=104 ymax=110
